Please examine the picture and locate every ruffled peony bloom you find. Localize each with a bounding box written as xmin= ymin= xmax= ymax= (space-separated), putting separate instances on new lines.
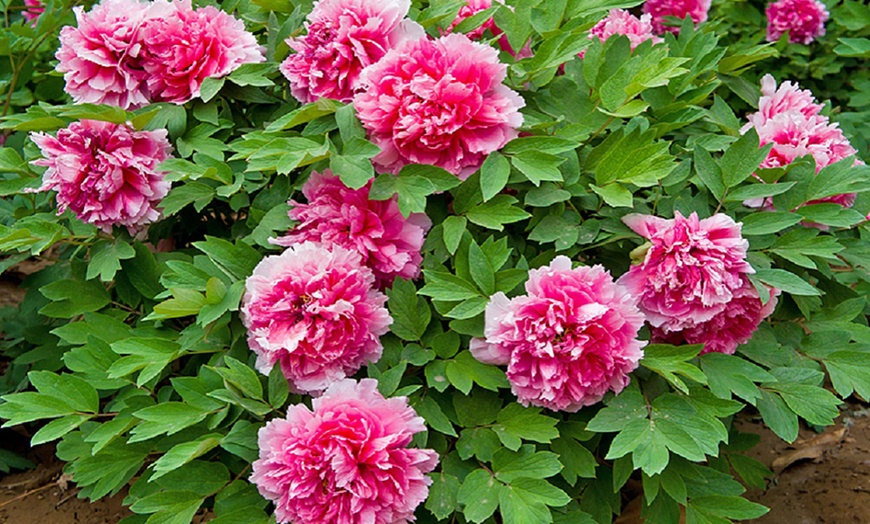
xmin=652 ymin=278 xmax=779 ymax=354
xmin=579 ymin=9 xmax=663 ymax=58
xmin=55 ymin=0 xmax=154 ymax=109
xmin=616 ymin=212 xmax=753 ymax=334
xmin=354 ymin=33 xmax=524 ymax=178
xmin=271 ymin=171 xmax=431 ymax=287
xmin=140 ymin=0 xmax=264 ymax=104
xmin=23 ymin=0 xmax=44 ymax=25
xmin=280 ymin=0 xmax=423 ymax=104
xmin=766 ymin=0 xmax=829 ymax=44
xmin=471 ymin=257 xmax=646 ymax=412
xmin=251 ymin=378 xmax=438 ymax=524
xmin=240 ymin=242 xmax=392 ymax=394
xmin=642 ymin=0 xmax=711 ymax=34
xmin=742 ymin=75 xmax=860 ymax=210
xmin=30 ymin=120 xmax=171 ymax=233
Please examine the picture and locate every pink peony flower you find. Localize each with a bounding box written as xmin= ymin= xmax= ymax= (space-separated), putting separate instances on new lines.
xmin=240 ymin=242 xmax=392 ymax=394
xmin=471 ymin=257 xmax=646 ymax=412
xmin=23 ymin=0 xmax=44 ymax=25
xmin=250 ymin=378 xmax=438 ymax=524
xmin=742 ymin=75 xmax=860 ymax=211
xmin=642 ymin=0 xmax=711 ymax=34
xmin=766 ymin=0 xmax=829 ymax=44
xmin=55 ymin=0 xmax=154 ymax=109
xmin=30 ymin=120 xmax=171 ymax=233
xmin=579 ymin=9 xmax=663 ymax=58
xmin=616 ymin=212 xmax=753 ymax=334
xmin=354 ymin=33 xmax=524 ymax=178
xmin=280 ymin=0 xmax=423 ymax=104
xmin=652 ymin=278 xmax=779 ymax=355
xmin=271 ymin=171 xmax=431 ymax=288
xmin=139 ymin=0 xmax=264 ymax=104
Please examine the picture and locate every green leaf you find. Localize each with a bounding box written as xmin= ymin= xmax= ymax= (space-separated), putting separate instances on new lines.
xmin=753 ymin=269 xmax=820 ymax=296
xmin=700 ymin=353 xmax=774 ymax=403
xmin=108 ymin=338 xmax=180 ymax=385
xmin=824 ymin=351 xmax=870 ymax=400
xmin=160 ymin=182 xmax=216 ymax=216
xmin=512 ymin=151 xmax=565 ymax=185
xmin=39 ymin=279 xmax=110 ymax=318
xmin=719 ymin=128 xmax=771 ymax=188
xmin=426 ymin=473 xmax=461 ymax=520
xmin=150 ymin=434 xmax=223 ymax=480
xmin=192 ymin=236 xmax=262 ymax=282
xmin=130 ymin=402 xmax=210 ymax=443
xmin=725 ymin=181 xmax=796 ymax=203
xmin=150 ymin=288 xmax=207 ymax=320
xmin=266 ymin=98 xmax=343 ymax=132
xmin=0 ymin=393 xmax=76 ymax=426
xmin=641 ymin=344 xmax=707 ymax=394
xmin=493 ymin=446 xmax=562 ymax=483
xmin=766 ymin=382 xmax=840 ymax=427
xmin=834 ymin=37 xmax=870 ymax=58
xmin=268 ymin=363 xmax=289 ymax=408
xmin=689 ymin=495 xmax=769 ymax=521
xmin=468 ymin=240 xmax=496 ymax=295
xmin=410 ymin=395 xmax=457 ymax=437
xmin=387 ymin=278 xmax=431 ymax=341
xmin=87 ymin=239 xmax=136 ymax=281
xmin=693 ymin=146 xmax=725 ymax=201
xmin=740 ymin=211 xmax=802 ymax=235
xmin=590 ymin=183 xmax=633 ymax=208
xmin=30 ymin=415 xmax=90 ymax=446
xmin=492 ymin=403 xmax=559 ymax=451
xmin=441 ymin=216 xmax=467 ymax=255
xmin=457 ymin=469 xmax=500 ymax=523
xmin=587 ymin=128 xmax=674 ymax=187
xmin=212 ymin=357 xmax=264 ymax=400
xmin=29 ymin=371 xmax=99 ymax=413
xmin=227 ymin=63 xmax=278 ymax=87
xmin=756 ymin=389 xmax=798 ymax=442
xmin=420 ymin=270 xmax=481 ymax=301
xmin=480 ymin=152 xmax=511 ymax=201
xmin=550 ymin=434 xmax=597 ymax=485
xmin=446 ymin=351 xmax=509 ymax=393
xmin=465 ymin=195 xmax=531 ymax=231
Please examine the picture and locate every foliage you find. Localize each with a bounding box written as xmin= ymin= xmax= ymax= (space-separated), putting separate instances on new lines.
xmin=0 ymin=0 xmax=868 ymax=523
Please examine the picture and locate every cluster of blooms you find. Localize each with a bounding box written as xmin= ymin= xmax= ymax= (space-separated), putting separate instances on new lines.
xmin=283 ymin=0 xmax=524 ymax=178
xmin=766 ymin=0 xmax=829 ymax=44
xmin=56 ymin=0 xmax=264 ymax=109
xmin=580 ymin=8 xmax=663 ymax=58
xmin=272 ymin=170 xmax=431 ymax=288
xmin=743 ymin=74 xmax=860 ymax=209
xmin=617 ymin=212 xmax=778 ymax=355
xmin=471 ymin=257 xmax=647 ymax=412
xmin=251 ymin=379 xmax=438 ymax=524
xmin=30 ymin=120 xmax=172 ymax=233
xmin=642 ymin=0 xmax=712 ymax=34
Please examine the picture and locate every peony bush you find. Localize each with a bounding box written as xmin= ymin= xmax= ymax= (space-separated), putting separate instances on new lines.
xmin=0 ymin=0 xmax=868 ymax=523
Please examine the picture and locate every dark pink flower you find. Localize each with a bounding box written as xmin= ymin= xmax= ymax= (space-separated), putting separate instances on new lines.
xmin=23 ymin=0 xmax=44 ymax=25
xmin=139 ymin=0 xmax=264 ymax=104
xmin=272 ymin=170 xmax=431 ymax=287
xmin=617 ymin=212 xmax=753 ymax=334
xmin=652 ymin=278 xmax=780 ymax=355
xmin=766 ymin=0 xmax=829 ymax=44
xmin=642 ymin=0 xmax=711 ymax=34
xmin=354 ymin=33 xmax=524 ymax=178
xmin=280 ymin=0 xmax=423 ymax=103
xmin=471 ymin=257 xmax=646 ymax=412
xmin=55 ymin=0 xmax=153 ymax=109
xmin=250 ymin=378 xmax=438 ymax=524
xmin=30 ymin=120 xmax=171 ymax=233
xmin=240 ymin=242 xmax=392 ymax=394
xmin=579 ymin=8 xmax=663 ymax=58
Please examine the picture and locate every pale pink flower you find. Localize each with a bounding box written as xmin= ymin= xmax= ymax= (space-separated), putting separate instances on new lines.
xmin=471 ymin=257 xmax=646 ymax=412
xmin=30 ymin=120 xmax=171 ymax=233
xmin=617 ymin=212 xmax=753 ymax=334
xmin=280 ymin=0 xmax=423 ymax=104
xmin=23 ymin=0 xmax=44 ymax=25
xmin=55 ymin=0 xmax=153 ymax=109
xmin=766 ymin=0 xmax=829 ymax=44
xmin=354 ymin=33 xmax=524 ymax=178
xmin=250 ymin=378 xmax=438 ymax=524
xmin=240 ymin=242 xmax=392 ymax=394
xmin=642 ymin=0 xmax=711 ymax=34
xmin=653 ymin=278 xmax=780 ymax=355
xmin=271 ymin=171 xmax=431 ymax=288
xmin=747 ymin=74 xmax=825 ymax=124
xmin=579 ymin=9 xmax=663 ymax=58
xmin=140 ymin=0 xmax=264 ymax=104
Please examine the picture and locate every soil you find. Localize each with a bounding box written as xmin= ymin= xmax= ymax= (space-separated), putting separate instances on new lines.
xmin=2 ymin=266 xmax=870 ymax=524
